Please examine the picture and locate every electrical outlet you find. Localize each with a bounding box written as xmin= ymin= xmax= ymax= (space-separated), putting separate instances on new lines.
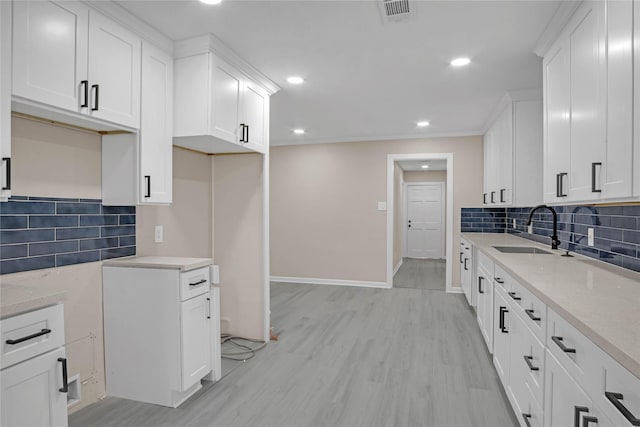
xmin=513 ymin=218 xmax=517 ymax=228
xmin=588 ymin=228 xmax=594 ymax=247
xmin=377 ymin=202 xmax=387 ymax=211
xmin=154 ymin=225 xmax=163 ymax=243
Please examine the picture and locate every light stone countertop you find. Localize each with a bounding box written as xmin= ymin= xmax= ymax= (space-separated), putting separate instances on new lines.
xmin=102 ymin=256 xmax=213 ymax=271
xmin=0 ymin=282 xmax=67 ymax=319
xmin=461 ymin=232 xmax=640 ymax=380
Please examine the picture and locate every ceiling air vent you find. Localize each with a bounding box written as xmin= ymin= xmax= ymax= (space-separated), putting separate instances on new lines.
xmin=379 ymin=0 xmax=414 ymax=23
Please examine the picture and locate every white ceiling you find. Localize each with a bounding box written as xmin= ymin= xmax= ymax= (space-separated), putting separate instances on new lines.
xmin=116 ymin=0 xmax=561 ymax=146
xmin=397 ymin=159 xmax=447 ymax=171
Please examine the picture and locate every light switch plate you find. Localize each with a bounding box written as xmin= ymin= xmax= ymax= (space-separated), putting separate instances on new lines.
xmin=587 ymin=228 xmax=594 ymax=246
xmin=154 ymin=225 xmax=163 ymax=243
xmin=377 ymin=202 xmax=387 ymax=211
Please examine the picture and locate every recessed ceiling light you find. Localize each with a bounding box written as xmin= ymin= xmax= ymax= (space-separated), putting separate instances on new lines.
xmin=200 ymin=0 xmax=222 ymax=4
xmin=451 ymin=57 xmax=471 ymax=67
xmin=293 ymin=129 xmax=305 ymax=134
xmin=287 ymin=76 xmax=304 ymax=85
xmin=421 ymin=164 xmax=430 ymax=169
xmin=417 ymin=121 xmax=430 ymax=127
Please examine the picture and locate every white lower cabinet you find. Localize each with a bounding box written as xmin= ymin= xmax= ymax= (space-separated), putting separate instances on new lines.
xmin=493 ymin=288 xmax=511 ymax=384
xmin=476 ymin=252 xmax=494 ymax=352
xmin=460 ymin=238 xmax=474 ymax=306
xmin=103 ymin=265 xmax=212 ymax=407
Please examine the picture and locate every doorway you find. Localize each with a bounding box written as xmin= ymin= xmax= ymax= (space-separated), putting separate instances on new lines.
xmin=386 ymin=153 xmax=454 ymax=292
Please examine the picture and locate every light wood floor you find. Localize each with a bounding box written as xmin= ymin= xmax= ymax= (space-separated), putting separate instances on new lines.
xmin=69 ymin=283 xmax=517 ymax=427
xmin=394 ymin=258 xmax=446 ymax=291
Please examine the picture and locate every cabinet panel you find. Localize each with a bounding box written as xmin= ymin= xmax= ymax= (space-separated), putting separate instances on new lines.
xmin=497 ymin=106 xmax=513 ymax=205
xmin=12 ymin=0 xmax=88 ymax=112
xmin=493 ymin=289 xmax=510 ymax=385
xmin=173 ymin=53 xmax=211 ymax=137
xmin=181 ymin=293 xmax=211 ymax=391
xmin=87 ymin=10 xmax=140 ymax=128
xmin=544 ymin=350 xmax=593 ymax=427
xmin=211 ymin=59 xmax=242 ymax=143
xmin=140 ymin=42 xmax=172 ymax=204
xmin=477 ymin=265 xmax=494 ymax=352
xmin=1 ymin=347 xmax=68 ymax=427
xmin=242 ymin=80 xmax=268 ymax=153
xmin=568 ymin=1 xmax=607 ymax=201
xmin=0 ymin=0 xmax=11 ymax=201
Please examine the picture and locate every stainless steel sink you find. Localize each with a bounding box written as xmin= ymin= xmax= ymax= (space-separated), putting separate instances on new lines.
xmin=492 ymin=246 xmax=552 ymax=254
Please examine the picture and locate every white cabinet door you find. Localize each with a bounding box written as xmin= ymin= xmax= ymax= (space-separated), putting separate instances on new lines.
xmin=568 ymin=1 xmax=607 ymax=201
xmin=210 ymin=59 xmax=242 ymax=144
xmin=87 ymin=10 xmax=140 ymax=128
xmin=12 ymin=0 xmax=88 ymax=112
xmin=173 ymin=53 xmax=211 ymax=137
xmin=476 ymin=271 xmax=494 ymax=352
xmin=497 ymin=106 xmax=513 ymax=205
xmin=0 ymin=0 xmax=11 ymax=201
xmin=242 ymin=80 xmax=269 ymax=153
xmin=603 ymin=0 xmax=634 ymax=199
xmin=493 ymin=290 xmax=510 ymax=385
xmin=1 ymin=347 xmax=68 ymax=427
xmin=543 ymin=37 xmax=571 ymax=203
xmin=181 ymin=293 xmax=211 ymax=392
xmin=545 ymin=350 xmax=593 ymax=427
xmin=140 ymin=42 xmax=173 ymax=204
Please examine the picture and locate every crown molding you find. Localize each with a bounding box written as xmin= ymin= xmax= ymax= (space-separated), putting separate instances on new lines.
xmin=270 ymin=130 xmax=483 ymax=147
xmin=533 ymin=0 xmax=582 ymax=57
xmin=174 ymin=34 xmax=280 ymax=95
xmin=83 ymin=1 xmax=173 ymax=54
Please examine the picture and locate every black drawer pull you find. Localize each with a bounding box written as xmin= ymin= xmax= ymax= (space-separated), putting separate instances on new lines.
xmin=189 ymin=279 xmax=207 ymax=287
xmin=2 ymin=157 xmax=10 ymax=190
xmin=523 ymin=355 xmax=539 ymax=371
xmin=58 ymin=357 xmax=68 ymax=393
xmin=144 ymin=175 xmax=151 ymax=198
xmin=508 ymin=291 xmax=521 ymax=301
xmin=552 ymin=336 xmax=576 ymax=353
xmin=91 ymin=84 xmax=99 ymax=111
xmin=575 ymin=407 xmax=589 ymax=427
xmin=463 ymin=258 xmax=469 ymax=271
xmin=6 ymin=328 xmax=51 ymax=345
xmin=605 ymin=392 xmax=640 ymax=426
xmin=591 ymin=162 xmax=602 ymax=193
xmin=491 ymin=191 xmax=496 ymax=203
xmin=483 ymin=193 xmax=487 ymax=204
xmin=499 ymin=306 xmax=508 ymax=333
xmin=460 ymin=252 xmax=464 ymax=263
xmin=525 ymin=309 xmax=541 ymax=322
xmin=500 ymin=188 xmax=506 ymax=203
xmin=582 ymin=416 xmax=598 ymax=427
xmin=478 ymin=277 xmax=484 ymax=294
xmin=80 ymin=80 xmax=89 ymax=108
xmin=522 ymin=413 xmax=532 ymax=427
xmin=495 ymin=277 xmax=504 ymax=284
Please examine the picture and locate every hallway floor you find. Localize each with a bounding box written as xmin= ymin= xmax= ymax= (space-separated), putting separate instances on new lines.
xmin=394 ymin=258 xmax=446 ymax=291
xmin=69 ymin=283 xmax=516 ymax=427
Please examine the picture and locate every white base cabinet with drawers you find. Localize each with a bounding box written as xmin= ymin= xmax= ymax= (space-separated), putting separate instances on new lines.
xmin=0 ymin=304 xmax=68 ymax=427
xmin=103 ymin=265 xmax=213 ymax=408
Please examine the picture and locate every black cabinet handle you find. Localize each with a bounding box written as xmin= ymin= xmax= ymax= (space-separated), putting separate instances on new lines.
xmin=239 ymin=124 xmax=248 ymax=143
xmin=582 ymin=416 xmax=598 ymax=427
xmin=206 ymin=297 xmax=211 ymax=319
xmin=144 ymin=175 xmax=151 ymax=198
xmin=591 ymin=162 xmax=602 ymax=193
xmin=525 ymin=309 xmax=541 ymax=322
xmin=557 ymin=172 xmax=568 ymax=197
xmin=80 ymin=80 xmax=89 ymax=108
xmin=189 ymin=279 xmax=207 ymax=287
xmin=605 ymin=392 xmax=640 ymax=426
xmin=491 ymin=191 xmax=496 ymax=203
xmin=483 ymin=193 xmax=487 ymax=204
xmin=2 ymin=157 xmax=10 ymax=190
xmin=574 ymin=407 xmax=589 ymax=427
xmin=523 ymin=355 xmax=539 ymax=371
xmin=460 ymin=252 xmax=464 ymax=263
xmin=58 ymin=357 xmax=69 ymax=393
xmin=246 ymin=124 xmax=249 ymax=143
xmin=522 ymin=413 xmax=533 ymax=427
xmin=463 ymin=258 xmax=469 ymax=271
xmin=552 ymin=336 xmax=576 ymax=353
xmin=478 ymin=277 xmax=484 ymax=294
xmin=91 ymin=84 xmax=99 ymax=111
xmin=495 ymin=277 xmax=504 ymax=284
xmin=499 ymin=306 xmax=508 ymax=333
xmin=6 ymin=328 xmax=51 ymax=345
xmin=508 ymin=291 xmax=521 ymax=301
xmin=500 ymin=189 xmax=506 ymax=203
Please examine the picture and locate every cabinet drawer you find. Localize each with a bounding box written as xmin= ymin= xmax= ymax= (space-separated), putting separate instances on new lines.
xmin=597 ymin=354 xmax=640 ymax=427
xmin=493 ymin=264 xmax=512 ymax=292
xmin=180 ymin=267 xmax=210 ymax=301
xmin=516 ymin=282 xmax=547 ymax=344
xmin=477 ymin=251 xmax=494 ymax=280
xmin=515 ymin=382 xmax=544 ymax=427
xmin=0 ymin=304 xmax=65 ymax=370
xmin=522 ymin=326 xmax=545 ymax=408
xmin=546 ymin=308 xmax=600 ymax=396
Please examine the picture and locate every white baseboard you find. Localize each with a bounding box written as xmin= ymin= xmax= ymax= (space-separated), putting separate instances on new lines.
xmin=447 ymin=286 xmax=464 ymax=294
xmin=393 ymin=259 xmax=403 ymax=276
xmin=270 ymin=276 xmax=390 ymax=289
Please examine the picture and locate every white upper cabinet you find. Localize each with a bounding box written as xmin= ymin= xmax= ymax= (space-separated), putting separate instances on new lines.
xmin=0 ymin=0 xmax=11 ymax=202
xmin=543 ymin=0 xmax=637 ymax=203
xmin=173 ymin=35 xmax=277 ymax=155
xmin=12 ymin=1 xmax=141 ymax=130
xmin=139 ymin=42 xmax=173 ymax=204
xmin=484 ymin=93 xmax=542 ymax=207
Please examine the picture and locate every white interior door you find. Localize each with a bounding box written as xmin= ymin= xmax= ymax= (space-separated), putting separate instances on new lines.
xmin=405 ymin=183 xmax=444 ymax=259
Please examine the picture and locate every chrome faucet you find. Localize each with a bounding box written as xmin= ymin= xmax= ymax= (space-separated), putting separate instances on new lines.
xmin=527 ymin=205 xmax=560 ymax=250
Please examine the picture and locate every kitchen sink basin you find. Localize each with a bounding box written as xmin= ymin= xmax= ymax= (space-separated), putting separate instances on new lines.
xmin=492 ymin=246 xmax=552 ymax=254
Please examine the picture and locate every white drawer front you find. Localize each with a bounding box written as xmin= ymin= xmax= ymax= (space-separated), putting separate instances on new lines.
xmin=546 ymin=308 xmax=600 ymax=397
xmin=494 ymin=264 xmax=513 ymax=292
xmin=516 ymin=383 xmax=544 ymax=427
xmin=180 ymin=267 xmax=210 ymax=301
xmin=477 ymin=251 xmax=494 ymax=280
xmin=0 ymin=304 xmax=65 ymax=369
xmin=517 ymin=282 xmax=547 ymax=344
xmin=522 ymin=326 xmax=545 ymax=408
xmin=598 ymin=354 xmax=640 ymax=427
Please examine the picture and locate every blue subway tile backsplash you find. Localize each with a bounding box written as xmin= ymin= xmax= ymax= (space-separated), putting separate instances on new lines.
xmin=0 ymin=196 xmax=136 ymax=274
xmin=461 ymin=204 xmax=640 ymax=273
